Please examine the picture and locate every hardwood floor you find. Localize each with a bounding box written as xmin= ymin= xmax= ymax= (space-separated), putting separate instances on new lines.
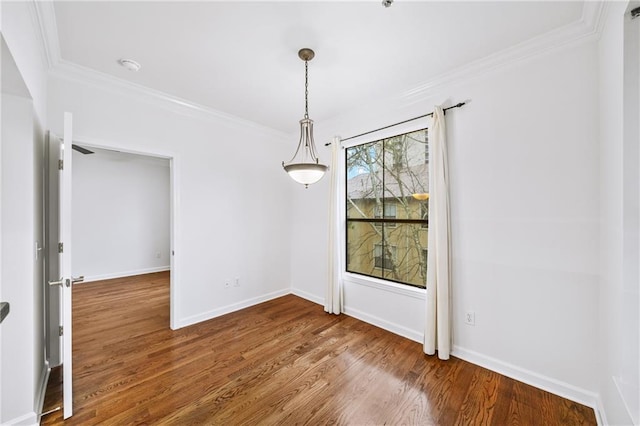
xmin=41 ymin=272 xmax=596 ymax=425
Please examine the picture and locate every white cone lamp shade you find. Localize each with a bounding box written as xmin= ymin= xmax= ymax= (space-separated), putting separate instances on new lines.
xmin=283 ymin=48 xmax=328 ymax=188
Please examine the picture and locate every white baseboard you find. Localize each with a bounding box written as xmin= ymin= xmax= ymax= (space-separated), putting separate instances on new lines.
xmin=343 ymin=305 xmax=424 ymax=344
xmin=4 ymin=411 xmax=38 ymax=426
xmin=290 ymin=288 xmax=324 ymax=306
xmin=452 ymin=345 xmax=600 ymax=417
xmin=35 ymin=361 xmax=50 ymax=420
xmin=142 ymin=282 xmax=606 ymax=425
xmin=81 ymin=266 xmax=170 ymax=283
xmin=595 ymin=395 xmax=608 ymax=426
xmin=175 ymin=288 xmax=290 ymax=329
xmin=310 ymin=305 xmax=603 ymax=421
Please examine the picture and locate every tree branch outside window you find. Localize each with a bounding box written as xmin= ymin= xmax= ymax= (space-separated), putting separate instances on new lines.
xmin=346 ymin=128 xmax=429 ymax=288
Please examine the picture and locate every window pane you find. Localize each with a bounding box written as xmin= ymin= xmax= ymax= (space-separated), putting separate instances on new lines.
xmin=373 ymin=243 xmax=396 ymax=270
xmin=346 ymin=220 xmax=383 ymax=280
xmin=382 ymin=223 xmax=427 ymax=287
xmin=346 ymin=141 xmax=383 ymax=219
xmin=347 ymin=221 xmax=427 ymax=288
xmin=421 ymin=202 xmax=429 ymax=228
xmin=383 ymin=129 xmax=429 ymax=221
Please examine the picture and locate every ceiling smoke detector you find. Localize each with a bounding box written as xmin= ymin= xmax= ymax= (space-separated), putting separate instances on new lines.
xmin=118 ymin=58 xmax=141 ymax=72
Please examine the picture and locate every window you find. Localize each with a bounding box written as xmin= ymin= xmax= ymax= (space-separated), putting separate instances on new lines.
xmin=386 ymin=138 xmax=405 ymax=170
xmin=346 ymin=128 xmax=429 ymax=288
xmin=374 ymin=202 xmax=397 ymax=228
xmin=374 ymin=202 xmax=397 ymax=219
xmin=421 ymin=202 xmax=429 ymax=228
xmin=374 ymin=244 xmax=396 ymax=269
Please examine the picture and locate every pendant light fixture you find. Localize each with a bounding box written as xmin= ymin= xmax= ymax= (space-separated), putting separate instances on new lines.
xmin=282 ymin=48 xmax=328 ymax=188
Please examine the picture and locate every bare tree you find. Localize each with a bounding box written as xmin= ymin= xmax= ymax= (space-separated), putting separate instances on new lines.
xmin=346 ymin=130 xmax=429 ymax=287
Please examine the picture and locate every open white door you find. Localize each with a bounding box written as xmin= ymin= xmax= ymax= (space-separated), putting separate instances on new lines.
xmin=47 ymin=113 xmax=78 ymax=419
xmin=60 ymin=112 xmax=75 ymax=419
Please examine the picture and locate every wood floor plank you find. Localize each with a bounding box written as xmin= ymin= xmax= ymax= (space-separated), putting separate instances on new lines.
xmin=41 ymin=272 xmax=597 ymax=425
xmin=454 ymin=367 xmax=501 ymax=425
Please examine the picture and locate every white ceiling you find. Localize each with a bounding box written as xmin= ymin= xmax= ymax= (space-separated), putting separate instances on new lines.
xmin=51 ymin=1 xmax=585 ymax=134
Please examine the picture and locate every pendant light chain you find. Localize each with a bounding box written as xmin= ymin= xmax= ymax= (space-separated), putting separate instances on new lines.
xmin=304 ymin=59 xmax=309 ymax=119
xmin=282 ymin=48 xmax=328 ymax=188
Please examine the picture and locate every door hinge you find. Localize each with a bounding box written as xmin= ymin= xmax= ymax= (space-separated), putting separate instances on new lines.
xmin=59 ymin=325 xmax=63 ymax=336
xmin=58 ymin=242 xmax=63 ymax=253
xmin=58 ymin=159 xmax=64 ymax=170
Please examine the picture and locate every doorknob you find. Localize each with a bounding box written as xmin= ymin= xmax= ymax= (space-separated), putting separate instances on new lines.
xmin=48 ymin=277 xmax=84 ymax=287
xmin=48 ymin=278 xmax=64 ymax=287
xmin=48 ymin=278 xmax=72 ymax=287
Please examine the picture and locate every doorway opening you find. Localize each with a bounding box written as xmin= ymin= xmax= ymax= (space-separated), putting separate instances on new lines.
xmin=42 ymin=139 xmax=179 ymax=421
xmin=69 ymin=140 xmax=177 ymax=328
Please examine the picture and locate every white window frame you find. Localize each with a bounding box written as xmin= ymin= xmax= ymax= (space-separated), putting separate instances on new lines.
xmin=340 ymin=119 xmax=430 ymax=295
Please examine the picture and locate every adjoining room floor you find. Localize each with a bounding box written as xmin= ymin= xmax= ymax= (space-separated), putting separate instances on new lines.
xmin=41 ymin=272 xmax=595 ymax=425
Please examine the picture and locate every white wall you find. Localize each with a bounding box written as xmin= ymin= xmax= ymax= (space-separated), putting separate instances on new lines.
xmin=597 ymin=2 xmax=638 ymax=425
xmin=72 ymin=148 xmax=170 ymax=281
xmin=0 ymin=2 xmax=48 ymax=121
xmin=620 ymin=4 xmax=640 ymax=424
xmin=1 ymin=1 xmax=50 ymax=423
xmin=1 ymin=94 xmax=39 ymax=426
xmin=48 ymin=73 xmax=294 ymax=329
xmin=291 ymin=39 xmax=601 ymax=408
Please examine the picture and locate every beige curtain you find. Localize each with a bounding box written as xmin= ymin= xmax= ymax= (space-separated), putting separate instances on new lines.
xmin=325 ymin=136 xmax=343 ymax=314
xmin=424 ymin=106 xmax=452 ymax=359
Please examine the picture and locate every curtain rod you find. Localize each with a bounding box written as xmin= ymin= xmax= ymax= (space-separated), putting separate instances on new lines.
xmin=324 ymin=102 xmax=466 ymax=146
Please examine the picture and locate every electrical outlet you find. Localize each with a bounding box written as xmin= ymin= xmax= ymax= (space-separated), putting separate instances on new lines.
xmin=155 ymin=252 xmax=161 ymax=259
xmin=234 ymin=277 xmax=240 ymax=287
xmin=465 ymin=311 xmax=475 ymax=326
xmin=224 ymin=281 xmax=231 ymax=289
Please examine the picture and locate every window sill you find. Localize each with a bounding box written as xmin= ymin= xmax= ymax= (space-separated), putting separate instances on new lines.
xmin=343 ymin=272 xmax=426 ymax=300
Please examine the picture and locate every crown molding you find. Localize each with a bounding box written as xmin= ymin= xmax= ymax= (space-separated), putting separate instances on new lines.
xmin=32 ymin=0 xmax=606 ymax=138
xmin=48 ymin=60 xmax=289 ymax=139
xmin=25 ymin=0 xmax=54 ymax=71
xmin=581 ymin=1 xmax=607 ymax=39
xmin=31 ymin=0 xmax=60 ymax=70
xmin=397 ymin=1 xmax=607 ymax=106
xmin=32 ymin=0 xmax=288 ymax=140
